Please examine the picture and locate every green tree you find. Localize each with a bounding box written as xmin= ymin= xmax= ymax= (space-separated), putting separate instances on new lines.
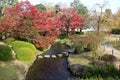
xmin=70 ymin=0 xmax=88 ymax=33
xmin=104 ymin=9 xmax=112 ymax=19
xmin=36 ymin=3 xmax=46 ymax=12
xmin=111 ymin=9 xmax=120 ymax=28
xmin=101 ymin=9 xmax=112 ymax=30
xmin=91 ymin=1 xmax=109 ymax=33
xmin=0 ymin=0 xmax=17 ymax=16
xmin=70 ymin=0 xmax=88 ymax=17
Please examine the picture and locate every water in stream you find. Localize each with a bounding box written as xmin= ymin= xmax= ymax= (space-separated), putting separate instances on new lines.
xmin=26 ymin=57 xmax=72 ymax=80
xmin=26 ymin=43 xmax=73 ymax=80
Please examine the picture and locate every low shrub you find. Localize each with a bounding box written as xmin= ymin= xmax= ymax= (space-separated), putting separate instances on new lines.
xmin=59 ymin=33 xmax=69 ymax=39
xmin=55 ymin=39 xmax=71 ymax=44
xmin=12 ymin=41 xmax=36 ymax=52
xmin=72 ymin=34 xmax=99 ymax=54
xmin=84 ymin=77 xmax=119 ymax=80
xmin=69 ymin=77 xmax=119 ymax=80
xmin=84 ymin=63 xmax=120 ymax=79
xmin=73 ymin=37 xmax=87 ymax=54
xmin=74 ymin=44 xmax=84 ymax=54
xmin=0 ymin=45 xmax=13 ymax=61
xmin=4 ymin=37 xmax=15 ymax=45
xmin=87 ymin=42 xmax=97 ymax=51
xmin=32 ymin=38 xmax=53 ymax=51
xmin=75 ymin=32 xmax=84 ymax=35
xmin=16 ymin=48 xmax=35 ymax=61
xmin=55 ymin=39 xmax=72 ymax=48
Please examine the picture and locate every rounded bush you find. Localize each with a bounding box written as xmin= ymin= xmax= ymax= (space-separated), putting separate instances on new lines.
xmin=16 ymin=48 xmax=35 ymax=61
xmin=12 ymin=41 xmax=36 ymax=52
xmin=0 ymin=45 xmax=13 ymax=61
xmin=4 ymin=37 xmax=15 ymax=45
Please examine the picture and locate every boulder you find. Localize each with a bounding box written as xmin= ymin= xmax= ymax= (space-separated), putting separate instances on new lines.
xmin=69 ymin=64 xmax=85 ymax=77
xmin=101 ymin=54 xmax=117 ymax=62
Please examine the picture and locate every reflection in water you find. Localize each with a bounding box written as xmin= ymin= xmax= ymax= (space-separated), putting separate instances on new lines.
xmin=26 ymin=57 xmax=72 ymax=80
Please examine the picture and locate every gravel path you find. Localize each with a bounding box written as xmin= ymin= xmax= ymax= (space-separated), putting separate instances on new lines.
xmin=101 ymin=45 xmax=120 ymax=58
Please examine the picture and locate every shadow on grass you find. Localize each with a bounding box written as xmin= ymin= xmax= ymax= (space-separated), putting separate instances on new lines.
xmin=0 ymin=60 xmax=30 ymax=80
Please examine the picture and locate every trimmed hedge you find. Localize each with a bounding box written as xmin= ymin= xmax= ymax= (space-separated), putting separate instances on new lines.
xmin=16 ymin=48 xmax=35 ymax=61
xmin=0 ymin=45 xmax=13 ymax=61
xmin=12 ymin=41 xmax=36 ymax=52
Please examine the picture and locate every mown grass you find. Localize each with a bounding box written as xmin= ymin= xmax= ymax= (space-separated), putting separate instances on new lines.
xmin=68 ymin=52 xmax=94 ymax=66
xmin=68 ymin=48 xmax=106 ymax=66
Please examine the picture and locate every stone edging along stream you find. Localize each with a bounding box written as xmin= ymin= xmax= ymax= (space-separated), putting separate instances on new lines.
xmin=36 ymin=52 xmax=69 ymax=58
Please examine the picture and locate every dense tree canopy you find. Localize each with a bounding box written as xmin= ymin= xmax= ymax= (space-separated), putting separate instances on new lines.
xmin=104 ymin=9 xmax=112 ymax=19
xmin=70 ymin=0 xmax=88 ymax=17
xmin=0 ymin=1 xmax=60 ymax=49
xmin=101 ymin=9 xmax=112 ymax=29
xmin=0 ymin=0 xmax=17 ymax=16
xmin=36 ymin=4 xmax=47 ymax=12
xmin=0 ymin=1 xmax=85 ymax=50
xmin=58 ymin=9 xmax=85 ymax=33
xmin=111 ymin=9 xmax=120 ymax=28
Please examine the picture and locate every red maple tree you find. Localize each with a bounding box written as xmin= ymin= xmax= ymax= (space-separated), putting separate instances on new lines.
xmin=0 ymin=1 xmax=85 ymax=50
xmin=0 ymin=1 xmax=61 ymax=50
xmin=58 ymin=9 xmax=85 ymax=33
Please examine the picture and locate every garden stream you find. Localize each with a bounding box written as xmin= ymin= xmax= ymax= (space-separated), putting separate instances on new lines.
xmin=25 ymin=43 xmax=74 ymax=80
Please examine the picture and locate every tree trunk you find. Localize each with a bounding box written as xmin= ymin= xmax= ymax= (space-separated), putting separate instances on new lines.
xmin=80 ymin=28 xmax=82 ymax=34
